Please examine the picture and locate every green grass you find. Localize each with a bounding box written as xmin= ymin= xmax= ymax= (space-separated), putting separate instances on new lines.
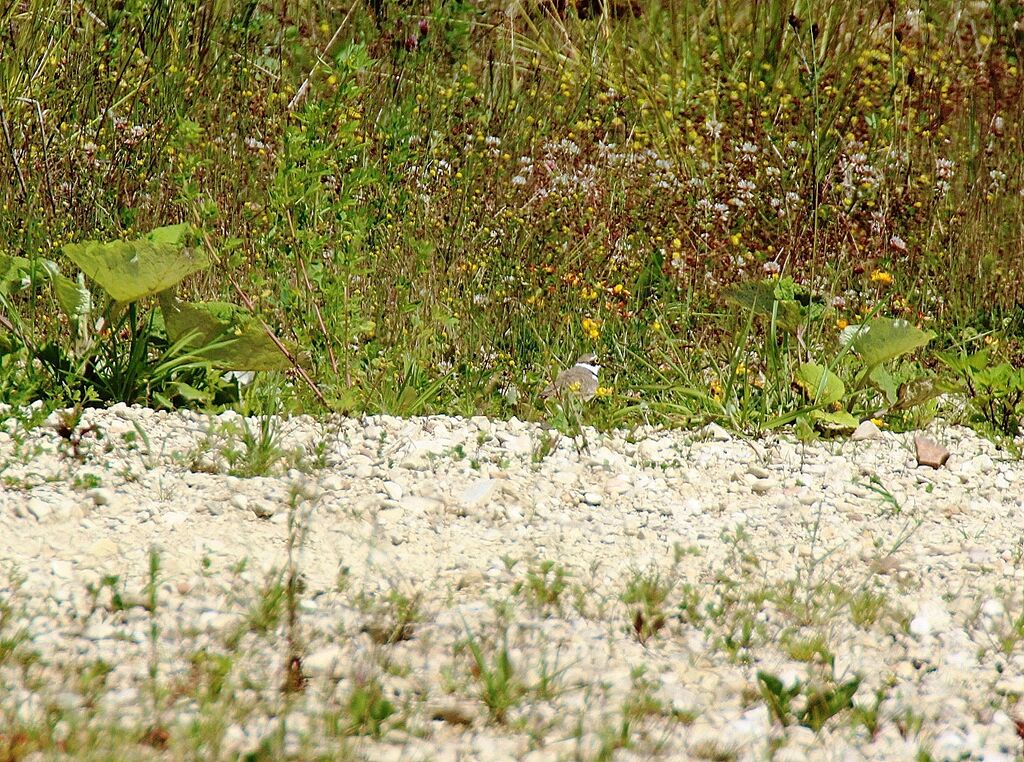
xmin=0 ymin=0 xmax=1020 ymax=439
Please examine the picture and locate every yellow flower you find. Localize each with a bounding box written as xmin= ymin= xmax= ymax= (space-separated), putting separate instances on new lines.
xmin=870 ymin=418 xmax=886 ymax=429
xmin=870 ymin=269 xmax=893 ymax=286
xmin=595 ymin=386 xmax=613 ymax=398
xmin=651 ymin=321 xmax=662 ymax=332
xmin=582 ymin=317 xmax=601 ymax=339
xmin=837 ymin=318 xmax=849 ymax=330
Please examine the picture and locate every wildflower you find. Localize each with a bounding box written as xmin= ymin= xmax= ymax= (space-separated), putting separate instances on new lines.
xmin=889 ymin=235 xmax=907 ymax=252
xmin=870 ymin=269 xmax=893 ymax=286
xmin=651 ymin=321 xmax=661 ymax=332
xmin=837 ymin=318 xmax=849 ymax=330
xmin=934 ymin=158 xmax=955 ymax=195
xmin=595 ymin=386 xmax=613 ymax=398
xmin=704 ymin=118 xmax=723 ymax=140
xmin=582 ymin=317 xmax=601 ymax=339
xmin=762 ymin=261 xmax=781 ymax=275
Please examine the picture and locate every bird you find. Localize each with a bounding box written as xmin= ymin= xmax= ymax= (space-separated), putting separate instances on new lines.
xmin=541 ymin=353 xmax=600 ymax=401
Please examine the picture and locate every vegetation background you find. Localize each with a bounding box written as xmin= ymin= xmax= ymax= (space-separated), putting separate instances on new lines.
xmin=1 ymin=0 xmax=1022 ymax=437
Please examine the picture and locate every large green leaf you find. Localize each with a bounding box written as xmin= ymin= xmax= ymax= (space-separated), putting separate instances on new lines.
xmin=843 ymin=318 xmax=935 ymax=369
xmin=0 ymin=255 xmax=90 ymax=325
xmin=52 ymin=272 xmax=92 ymax=324
xmin=63 ymin=225 xmax=209 ymax=303
xmin=868 ymin=364 xmax=898 ymax=404
xmin=794 ymin=362 xmax=845 ymax=405
xmin=810 ymin=409 xmax=859 ymax=431
xmin=144 ymin=223 xmax=192 ymax=246
xmin=159 ymin=294 xmax=297 ymax=371
xmin=0 ymin=254 xmax=31 ymax=293
xmin=724 ymin=277 xmax=825 ymax=335
xmin=724 ymin=279 xmax=779 ymax=315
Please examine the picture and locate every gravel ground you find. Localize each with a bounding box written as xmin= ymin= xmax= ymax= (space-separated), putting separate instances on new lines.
xmin=1 ymin=404 xmax=1024 ymax=761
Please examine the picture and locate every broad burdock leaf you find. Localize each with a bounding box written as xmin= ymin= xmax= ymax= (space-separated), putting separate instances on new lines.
xmin=810 ymin=409 xmax=859 ymax=431
xmin=794 ymin=362 xmax=845 ymax=405
xmin=63 ymin=224 xmax=209 ymax=303
xmin=158 ymin=293 xmax=300 ymax=371
xmin=724 ymin=277 xmax=825 ymax=335
xmin=840 ymin=318 xmax=935 ymax=369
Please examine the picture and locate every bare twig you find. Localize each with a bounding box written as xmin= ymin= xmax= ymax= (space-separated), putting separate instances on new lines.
xmin=288 ymin=5 xmax=357 ymax=112
xmin=0 ymin=101 xmax=28 ymax=199
xmin=195 ymin=228 xmax=330 ymax=408
xmin=17 ymin=97 xmax=56 ymax=213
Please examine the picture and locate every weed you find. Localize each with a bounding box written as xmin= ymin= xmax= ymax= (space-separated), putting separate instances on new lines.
xmin=622 ymin=568 xmax=674 ymax=645
xmin=758 ymin=670 xmax=862 ymax=732
xmin=459 ymin=623 xmax=525 ymax=724
xmin=363 ymin=588 xmax=422 ymax=646
xmin=859 ymin=475 xmax=904 ymax=516
xmin=514 ymin=561 xmax=571 ymax=614
xmin=345 ymin=670 xmax=396 ymax=738
xmin=783 ymin=631 xmax=833 ymax=664
xmin=849 ymin=589 xmax=891 ymax=629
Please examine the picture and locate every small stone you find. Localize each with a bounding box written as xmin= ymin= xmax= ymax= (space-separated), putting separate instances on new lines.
xmin=84 ymin=623 xmax=117 ymax=640
xmin=981 ymin=599 xmax=1005 ymax=618
xmin=26 ymin=498 xmax=53 ymax=522
xmin=703 ymin=423 xmax=732 ymax=441
xmin=400 ymin=495 xmax=442 ymax=514
xmin=382 ymin=481 xmax=404 ymax=501
xmin=582 ymin=491 xmax=603 ymax=506
xmin=89 ymin=488 xmax=116 ymax=506
xmin=457 ymin=570 xmax=484 ymax=590
xmin=459 ymin=479 xmax=496 ymax=508
xmin=915 ymin=435 xmax=950 ymax=469
xmin=250 ymin=500 xmax=275 ymax=519
xmin=86 ymin=538 xmax=119 ymax=559
xmin=851 ymin=420 xmax=882 ymax=441
xmin=995 ymin=675 xmax=1024 ymax=695
xmin=230 ymin=494 xmax=249 ymax=511
xmin=909 ymin=599 xmax=951 ymax=638
xmin=302 ymin=647 xmax=345 ymax=679
xmin=160 ymin=511 xmax=189 ymax=527
xmin=428 ymin=699 xmax=477 ymax=726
